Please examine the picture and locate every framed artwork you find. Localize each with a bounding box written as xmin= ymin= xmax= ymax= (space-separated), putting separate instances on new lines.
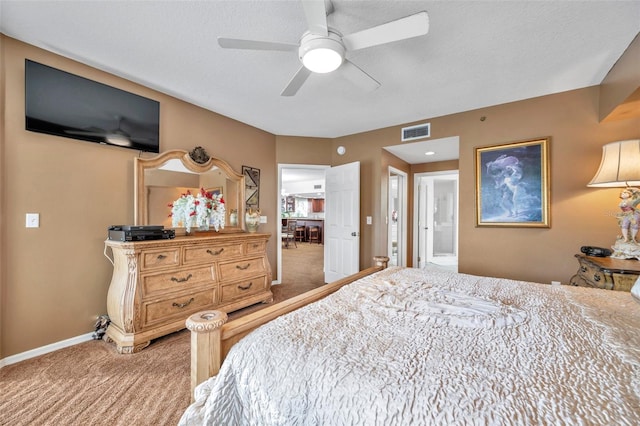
xmin=475 ymin=137 xmax=550 ymax=227
xmin=206 ymin=187 xmax=222 ymax=197
xmin=242 ymin=165 xmax=260 ymax=210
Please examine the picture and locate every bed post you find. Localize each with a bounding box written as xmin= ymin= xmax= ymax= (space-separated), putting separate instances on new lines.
xmin=373 ymin=255 xmax=389 ymax=269
xmin=185 ymin=310 xmax=228 ymax=402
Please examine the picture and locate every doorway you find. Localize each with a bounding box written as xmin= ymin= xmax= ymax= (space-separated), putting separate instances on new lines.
xmin=414 ymin=171 xmax=459 ymax=269
xmin=388 ymin=167 xmax=407 ymax=266
xmin=277 ymin=164 xmax=329 ymax=285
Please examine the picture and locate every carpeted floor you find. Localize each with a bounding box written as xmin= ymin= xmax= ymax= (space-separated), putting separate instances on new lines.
xmin=0 ymin=243 xmax=324 ymax=426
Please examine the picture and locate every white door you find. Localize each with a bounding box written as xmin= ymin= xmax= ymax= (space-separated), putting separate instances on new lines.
xmin=414 ymin=172 xmax=459 ymax=268
xmin=324 ymin=161 xmax=360 ymax=282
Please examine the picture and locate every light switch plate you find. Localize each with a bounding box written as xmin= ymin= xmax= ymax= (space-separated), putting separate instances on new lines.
xmin=259 ymin=215 xmax=267 ymax=224
xmin=26 ymin=213 xmax=40 ymax=228
xmin=366 ymin=216 xmax=372 ymax=225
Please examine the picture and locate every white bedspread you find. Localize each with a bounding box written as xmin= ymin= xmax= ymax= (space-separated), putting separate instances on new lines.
xmin=179 ymin=267 xmax=640 ymax=425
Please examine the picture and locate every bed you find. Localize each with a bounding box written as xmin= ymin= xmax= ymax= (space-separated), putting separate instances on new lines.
xmin=179 ymin=261 xmax=640 ymax=425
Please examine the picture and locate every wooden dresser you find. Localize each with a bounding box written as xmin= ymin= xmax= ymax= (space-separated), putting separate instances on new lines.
xmin=104 ymin=232 xmax=272 ymax=353
xmin=569 ymin=253 xmax=640 ymax=291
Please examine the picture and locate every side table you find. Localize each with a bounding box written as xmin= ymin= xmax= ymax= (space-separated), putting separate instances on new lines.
xmin=569 ymin=253 xmax=640 ymax=291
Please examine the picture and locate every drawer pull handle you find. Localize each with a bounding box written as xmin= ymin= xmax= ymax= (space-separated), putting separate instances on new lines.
xmin=157 ymin=254 xmax=167 ymax=260
xmin=172 ymin=298 xmax=194 ymax=309
xmin=236 ymin=263 xmax=251 ymax=270
xmin=593 ymin=274 xmax=601 ymax=282
xmin=252 ymin=244 xmax=259 ymax=248
xmin=238 ymin=282 xmax=253 ymax=291
xmin=171 ymin=274 xmax=193 ymax=283
xmin=580 ymin=266 xmax=587 ymax=273
xmin=207 ymin=248 xmax=224 ymax=256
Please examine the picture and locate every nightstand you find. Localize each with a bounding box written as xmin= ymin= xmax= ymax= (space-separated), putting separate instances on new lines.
xmin=569 ymin=254 xmax=640 ymax=291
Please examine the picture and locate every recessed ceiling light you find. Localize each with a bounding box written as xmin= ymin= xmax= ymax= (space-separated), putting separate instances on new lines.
xmin=425 ymin=151 xmax=435 ymax=156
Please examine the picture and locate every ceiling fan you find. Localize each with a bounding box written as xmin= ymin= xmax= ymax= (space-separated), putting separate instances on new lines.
xmin=218 ymin=0 xmax=429 ymax=96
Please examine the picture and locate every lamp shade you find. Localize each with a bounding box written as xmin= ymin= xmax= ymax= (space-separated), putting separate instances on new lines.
xmin=587 ymin=139 xmax=640 ymax=187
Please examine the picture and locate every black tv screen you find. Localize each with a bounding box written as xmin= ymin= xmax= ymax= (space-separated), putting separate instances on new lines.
xmin=25 ymin=59 xmax=160 ymax=153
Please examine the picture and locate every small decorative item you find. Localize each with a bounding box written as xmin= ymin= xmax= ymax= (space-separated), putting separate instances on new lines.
xmin=169 ymin=188 xmax=225 ymax=233
xmin=610 ymin=187 xmax=640 ymax=259
xmin=229 ymin=209 xmax=238 ymax=227
xmin=245 ymin=208 xmax=261 ymax=233
xmin=475 ymin=137 xmax=550 ymax=227
xmin=189 ymin=146 xmax=210 ymax=164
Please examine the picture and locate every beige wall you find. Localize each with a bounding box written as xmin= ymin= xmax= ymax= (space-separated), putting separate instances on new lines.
xmin=321 ymin=88 xmax=639 ymax=284
xmin=2 ymin=33 xmax=639 ymax=359
xmin=600 ymin=33 xmax=640 ymax=122
xmin=1 ymin=36 xmax=277 ymax=357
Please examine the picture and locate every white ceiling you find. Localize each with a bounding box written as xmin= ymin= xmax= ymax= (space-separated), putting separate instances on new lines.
xmin=2 ymin=0 xmax=639 ymax=147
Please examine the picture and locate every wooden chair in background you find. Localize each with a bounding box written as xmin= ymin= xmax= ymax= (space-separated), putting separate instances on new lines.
xmin=282 ymin=220 xmax=297 ymax=248
xmin=295 ymin=224 xmax=306 ymax=242
xmin=308 ymin=226 xmax=321 ymax=244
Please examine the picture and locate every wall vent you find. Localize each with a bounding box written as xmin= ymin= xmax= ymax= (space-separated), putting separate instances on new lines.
xmin=313 ymin=184 xmax=322 ymax=190
xmin=401 ymin=123 xmax=431 ymax=142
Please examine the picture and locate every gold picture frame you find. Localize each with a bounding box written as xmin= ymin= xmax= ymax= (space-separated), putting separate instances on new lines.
xmin=475 ymin=137 xmax=550 ymax=227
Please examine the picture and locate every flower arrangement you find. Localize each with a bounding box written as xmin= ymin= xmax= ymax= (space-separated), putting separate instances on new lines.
xmin=169 ymin=188 xmax=225 ymax=232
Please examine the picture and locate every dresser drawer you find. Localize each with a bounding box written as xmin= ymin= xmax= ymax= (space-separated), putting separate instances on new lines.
xmin=140 ymin=248 xmax=180 ymax=271
xmin=220 ymin=275 xmax=268 ymax=303
xmin=246 ymin=240 xmax=266 ymax=254
xmin=610 ymin=273 xmax=636 ymax=291
xmin=183 ymin=243 xmax=243 ymax=265
xmin=142 ymin=289 xmax=216 ymax=327
xmin=219 ymin=257 xmax=266 ymax=282
xmin=141 ymin=266 xmax=215 ymax=298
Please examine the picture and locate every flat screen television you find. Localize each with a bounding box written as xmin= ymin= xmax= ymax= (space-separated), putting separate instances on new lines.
xmin=25 ymin=59 xmax=160 ymax=153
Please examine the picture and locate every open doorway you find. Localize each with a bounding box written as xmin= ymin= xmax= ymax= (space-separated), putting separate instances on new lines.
xmin=414 ymin=171 xmax=459 ymax=270
xmin=277 ymin=164 xmax=329 ymax=286
xmin=388 ymin=167 xmax=408 ymax=266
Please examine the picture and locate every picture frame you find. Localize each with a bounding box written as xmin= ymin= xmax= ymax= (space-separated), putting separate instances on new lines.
xmin=475 ymin=137 xmax=550 ymax=227
xmin=206 ymin=187 xmax=222 ymax=197
xmin=242 ymin=165 xmax=260 ymax=210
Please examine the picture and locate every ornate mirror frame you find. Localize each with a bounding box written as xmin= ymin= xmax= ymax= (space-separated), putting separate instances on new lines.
xmin=134 ymin=149 xmax=245 ymax=232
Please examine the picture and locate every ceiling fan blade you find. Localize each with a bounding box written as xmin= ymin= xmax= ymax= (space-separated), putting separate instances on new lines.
xmin=301 ymin=0 xmax=329 ymax=36
xmin=281 ymin=66 xmax=313 ymax=97
xmin=218 ymin=37 xmax=298 ymax=52
xmin=342 ymin=11 xmax=429 ymax=52
xmin=341 ymin=60 xmax=380 ymax=92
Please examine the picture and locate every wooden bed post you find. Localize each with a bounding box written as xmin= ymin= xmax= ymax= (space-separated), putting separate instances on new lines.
xmin=185 ymin=310 xmax=228 ymax=402
xmin=373 ymin=256 xmax=389 ymax=269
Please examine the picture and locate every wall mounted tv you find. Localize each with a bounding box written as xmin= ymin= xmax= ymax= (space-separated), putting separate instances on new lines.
xmin=25 ymin=59 xmax=160 ymax=153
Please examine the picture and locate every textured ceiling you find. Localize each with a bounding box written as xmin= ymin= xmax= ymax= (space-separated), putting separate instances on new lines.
xmin=1 ymin=1 xmax=639 ymax=142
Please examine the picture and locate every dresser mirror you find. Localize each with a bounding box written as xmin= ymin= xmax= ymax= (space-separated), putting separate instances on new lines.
xmin=134 ymin=149 xmax=245 ymax=232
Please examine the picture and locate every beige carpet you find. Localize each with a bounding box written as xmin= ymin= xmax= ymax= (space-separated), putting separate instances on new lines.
xmin=0 ymin=243 xmax=324 ymax=426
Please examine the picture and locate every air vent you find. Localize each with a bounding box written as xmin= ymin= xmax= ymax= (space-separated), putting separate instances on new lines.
xmin=401 ymin=123 xmax=431 ymax=142
xmin=313 ymin=184 xmax=322 ymax=190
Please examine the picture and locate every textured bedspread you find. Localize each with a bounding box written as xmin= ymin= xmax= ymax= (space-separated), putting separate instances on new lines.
xmin=180 ymin=267 xmax=640 ymax=425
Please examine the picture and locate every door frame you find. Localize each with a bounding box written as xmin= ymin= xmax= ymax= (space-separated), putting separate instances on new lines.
xmin=413 ymin=170 xmax=459 ymax=268
xmin=277 ymin=163 xmax=330 ymax=284
xmin=388 ymin=166 xmax=408 ymax=266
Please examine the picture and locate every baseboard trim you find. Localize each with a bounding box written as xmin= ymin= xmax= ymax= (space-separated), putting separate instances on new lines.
xmin=0 ymin=332 xmax=94 ymax=368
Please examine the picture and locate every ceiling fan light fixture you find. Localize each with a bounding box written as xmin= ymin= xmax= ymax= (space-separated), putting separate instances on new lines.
xmin=106 ymin=134 xmax=132 ymax=147
xmin=299 ymin=32 xmax=345 ymax=74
